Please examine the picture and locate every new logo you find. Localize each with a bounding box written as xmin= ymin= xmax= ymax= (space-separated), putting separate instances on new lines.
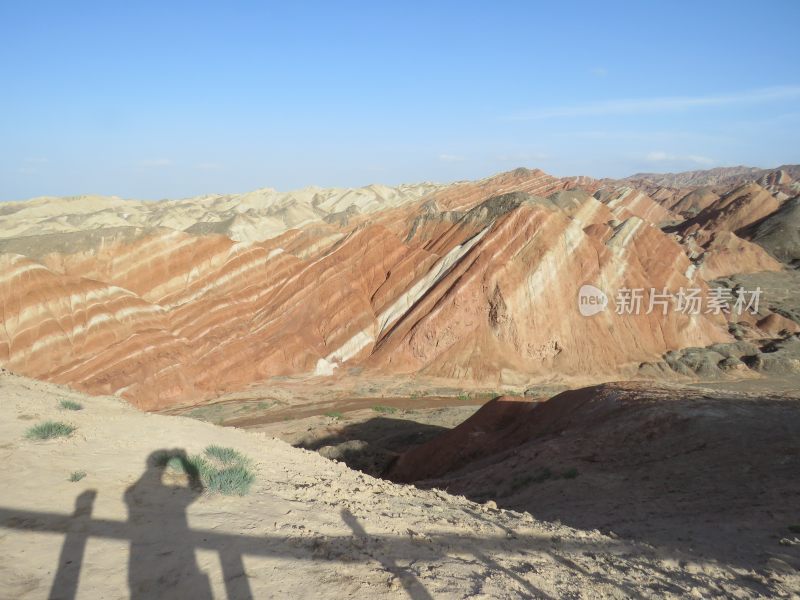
xmin=577 ymin=284 xmax=608 ymax=316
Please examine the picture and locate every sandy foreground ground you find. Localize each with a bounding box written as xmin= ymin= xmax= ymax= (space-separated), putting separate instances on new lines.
xmin=1 ymin=371 xmax=797 ymax=599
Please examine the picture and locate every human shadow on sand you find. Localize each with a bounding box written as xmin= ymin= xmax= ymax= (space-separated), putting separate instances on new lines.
xmin=47 ymin=449 xmax=251 ymax=600
xmin=124 ymin=449 xmax=214 ymax=599
xmin=0 ymin=445 xmax=780 ymax=599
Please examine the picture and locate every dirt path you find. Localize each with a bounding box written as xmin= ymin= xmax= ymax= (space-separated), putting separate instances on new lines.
xmin=228 ymin=395 xmax=488 ymax=426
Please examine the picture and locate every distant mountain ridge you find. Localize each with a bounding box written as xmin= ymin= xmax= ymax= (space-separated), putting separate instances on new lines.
xmin=0 ymin=182 xmax=449 ymax=243
xmin=624 ymin=164 xmax=800 ymax=188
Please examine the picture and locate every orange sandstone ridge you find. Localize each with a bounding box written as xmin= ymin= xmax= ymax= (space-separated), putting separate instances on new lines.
xmin=1 ymin=166 xmax=797 ymax=408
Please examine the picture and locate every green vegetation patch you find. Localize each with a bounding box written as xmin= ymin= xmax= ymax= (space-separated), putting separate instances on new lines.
xmin=204 ymin=444 xmax=249 ymax=466
xmin=157 ymin=445 xmax=255 ymax=496
xmin=25 ymin=421 xmax=76 ymax=440
xmin=183 ymin=404 xmax=226 ymax=425
xmin=203 ymin=464 xmax=255 ymax=496
xmin=59 ymin=400 xmax=84 ymax=411
xmin=372 ymin=405 xmax=398 ymax=414
xmin=324 ymin=411 xmax=343 ymax=420
xmin=69 ymin=470 xmax=87 ymax=482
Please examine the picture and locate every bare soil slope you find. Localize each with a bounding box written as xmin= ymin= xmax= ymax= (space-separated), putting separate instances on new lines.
xmin=2 ymin=371 xmax=795 ymax=598
xmin=387 ymin=382 xmax=800 ymax=595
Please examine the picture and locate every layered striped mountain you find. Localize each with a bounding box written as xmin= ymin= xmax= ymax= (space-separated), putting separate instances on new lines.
xmin=1 ymin=167 xmax=796 ymax=408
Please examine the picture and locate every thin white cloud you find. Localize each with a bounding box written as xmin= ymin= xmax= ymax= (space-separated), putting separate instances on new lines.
xmin=644 ymin=151 xmax=714 ymax=165
xmin=438 ymin=154 xmax=465 ymax=162
xmin=511 ymin=85 xmax=800 ymax=120
xmin=590 ymin=67 xmax=608 ymax=78
xmin=141 ymin=158 xmax=173 ymax=168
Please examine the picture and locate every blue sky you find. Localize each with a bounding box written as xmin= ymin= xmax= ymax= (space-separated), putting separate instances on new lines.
xmin=1 ymin=0 xmax=799 ymax=200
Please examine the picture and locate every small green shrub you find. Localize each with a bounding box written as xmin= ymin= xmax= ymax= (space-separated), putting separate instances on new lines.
xmin=26 ymin=421 xmax=76 ymax=440
xmin=159 ymin=446 xmax=255 ymax=496
xmin=372 ymin=405 xmax=397 ymax=414
xmin=204 ymin=445 xmax=249 ymax=466
xmin=457 ymin=392 xmax=470 ymax=401
xmin=788 ymin=524 xmax=800 ymax=534
xmin=204 ymin=464 xmax=255 ymax=496
xmin=59 ymin=400 xmax=84 ymax=411
xmin=69 ymin=470 xmax=87 ymax=482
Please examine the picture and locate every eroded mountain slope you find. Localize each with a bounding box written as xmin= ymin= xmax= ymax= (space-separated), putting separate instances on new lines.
xmin=1 ymin=166 xmax=798 ymax=408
